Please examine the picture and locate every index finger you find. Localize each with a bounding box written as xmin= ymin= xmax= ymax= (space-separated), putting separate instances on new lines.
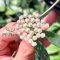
xmin=42 ymin=11 xmax=58 ymax=25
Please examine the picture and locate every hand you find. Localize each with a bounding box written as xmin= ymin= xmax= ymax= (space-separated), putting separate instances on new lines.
xmin=0 ymin=11 xmax=58 ymax=60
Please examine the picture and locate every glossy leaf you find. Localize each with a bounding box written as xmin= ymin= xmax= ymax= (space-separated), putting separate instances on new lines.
xmin=34 ymin=40 xmax=50 ymax=60
xmin=45 ymin=31 xmax=60 ymax=48
xmin=48 ymin=23 xmax=60 ymax=32
xmin=0 ymin=0 xmax=5 ymax=12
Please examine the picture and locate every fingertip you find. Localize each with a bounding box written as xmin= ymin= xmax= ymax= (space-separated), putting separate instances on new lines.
xmin=14 ymin=40 xmax=34 ymax=60
xmin=42 ymin=11 xmax=58 ymax=25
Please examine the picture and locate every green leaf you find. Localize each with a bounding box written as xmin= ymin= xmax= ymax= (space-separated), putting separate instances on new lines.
xmin=0 ymin=0 xmax=5 ymax=12
xmin=45 ymin=31 xmax=60 ymax=48
xmin=46 ymin=44 xmax=60 ymax=54
xmin=34 ymin=40 xmax=50 ymax=60
xmin=5 ymin=6 xmax=18 ymax=15
xmin=50 ymin=55 xmax=60 ymax=60
xmin=48 ymin=23 xmax=60 ymax=32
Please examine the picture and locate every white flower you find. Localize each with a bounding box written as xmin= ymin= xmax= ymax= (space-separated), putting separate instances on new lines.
xmin=28 ymin=23 xmax=32 ymax=27
xmin=37 ymin=29 xmax=42 ymax=33
xmin=25 ymin=18 xmax=29 ymax=23
xmin=23 ymin=23 xmax=27 ymax=28
xmin=29 ymin=31 xmax=35 ymax=35
xmin=34 ymin=28 xmax=38 ymax=32
xmin=23 ymin=13 xmax=28 ymax=18
xmin=16 ymin=12 xmax=49 ymax=46
xmin=17 ymin=20 xmax=21 ymax=24
xmin=19 ymin=15 xmax=23 ymax=20
xmin=31 ymin=42 xmax=37 ymax=46
xmin=21 ymin=28 xmax=25 ymax=32
xmin=22 ymin=32 xmax=27 ymax=36
xmin=35 ymin=13 xmax=40 ymax=18
xmin=30 ymin=18 xmax=35 ymax=23
xmin=41 ymin=20 xmax=46 ymax=24
xmin=25 ymin=28 xmax=30 ymax=33
xmin=35 ymin=19 xmax=40 ymax=23
xmin=28 ymin=14 xmax=32 ymax=18
xmin=28 ymin=39 xmax=33 ymax=43
xmin=20 ymin=35 xmax=24 ymax=39
xmin=36 ymin=33 xmax=41 ymax=38
xmin=40 ymin=33 xmax=45 ymax=38
xmin=20 ymin=20 xmax=25 ymax=24
xmin=33 ymin=12 xmax=40 ymax=18
xmin=24 ymin=37 xmax=28 ymax=40
xmin=32 ymin=36 xmax=37 ymax=41
xmin=41 ymin=23 xmax=49 ymax=30
xmin=27 ymin=34 xmax=32 ymax=39
xmin=19 ymin=25 xmax=23 ymax=28
xmin=33 ymin=24 xmax=37 ymax=28
xmin=37 ymin=22 xmax=41 ymax=27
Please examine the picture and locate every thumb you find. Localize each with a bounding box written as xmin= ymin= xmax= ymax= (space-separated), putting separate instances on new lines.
xmin=13 ymin=40 xmax=34 ymax=60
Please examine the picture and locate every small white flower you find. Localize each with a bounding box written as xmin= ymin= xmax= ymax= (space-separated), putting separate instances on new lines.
xmin=37 ymin=22 xmax=41 ymax=27
xmin=41 ymin=23 xmax=49 ymax=30
xmin=23 ymin=10 xmax=28 ymax=14
xmin=17 ymin=20 xmax=21 ymax=24
xmin=35 ymin=19 xmax=40 ymax=23
xmin=28 ymin=39 xmax=33 ymax=43
xmin=33 ymin=24 xmax=37 ymax=28
xmin=21 ymin=28 xmax=25 ymax=32
xmin=35 ymin=13 xmax=40 ymax=18
xmin=30 ymin=18 xmax=35 ymax=23
xmin=34 ymin=28 xmax=38 ymax=32
xmin=33 ymin=12 xmax=40 ymax=18
xmin=28 ymin=14 xmax=32 ymax=18
xmin=20 ymin=20 xmax=25 ymax=24
xmin=29 ymin=31 xmax=35 ymax=35
xmin=23 ymin=13 xmax=28 ymax=18
xmin=24 ymin=37 xmax=28 ymax=40
xmin=25 ymin=28 xmax=30 ymax=33
xmin=32 ymin=36 xmax=37 ymax=41
xmin=31 ymin=42 xmax=37 ymax=46
xmin=28 ymin=23 xmax=32 ymax=27
xmin=36 ymin=33 xmax=41 ymax=38
xmin=25 ymin=18 xmax=29 ymax=23
xmin=23 ymin=23 xmax=27 ymax=28
xmin=32 ymin=12 xmax=37 ymax=16
xmin=27 ymin=34 xmax=32 ymax=39
xmin=20 ymin=35 xmax=24 ymax=39
xmin=19 ymin=15 xmax=23 ymax=20
xmin=19 ymin=25 xmax=23 ymax=28
xmin=41 ymin=20 xmax=46 ymax=24
xmin=22 ymin=32 xmax=27 ymax=36
xmin=37 ymin=29 xmax=42 ymax=33
xmin=40 ymin=33 xmax=45 ymax=38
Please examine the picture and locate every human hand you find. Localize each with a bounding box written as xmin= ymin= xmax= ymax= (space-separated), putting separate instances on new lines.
xmin=0 ymin=11 xmax=58 ymax=60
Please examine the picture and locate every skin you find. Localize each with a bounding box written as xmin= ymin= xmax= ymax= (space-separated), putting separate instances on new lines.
xmin=0 ymin=11 xmax=58 ymax=60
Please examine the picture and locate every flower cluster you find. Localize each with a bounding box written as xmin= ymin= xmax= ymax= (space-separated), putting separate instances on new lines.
xmin=16 ymin=12 xmax=49 ymax=46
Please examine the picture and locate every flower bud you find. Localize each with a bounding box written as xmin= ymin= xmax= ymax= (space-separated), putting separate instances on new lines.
xmin=32 ymin=42 xmax=37 ymax=46
xmin=40 ymin=33 xmax=45 ymax=38
xmin=32 ymin=36 xmax=37 ymax=41
xmin=19 ymin=15 xmax=24 ymax=20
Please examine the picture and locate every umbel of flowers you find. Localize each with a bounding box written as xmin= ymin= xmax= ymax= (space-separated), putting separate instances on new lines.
xmin=16 ymin=12 xmax=49 ymax=46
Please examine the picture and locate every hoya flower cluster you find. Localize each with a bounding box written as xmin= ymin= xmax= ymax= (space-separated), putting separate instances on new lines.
xmin=16 ymin=12 xmax=49 ymax=46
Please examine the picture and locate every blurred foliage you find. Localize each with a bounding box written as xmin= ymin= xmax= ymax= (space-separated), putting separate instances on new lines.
xmin=0 ymin=0 xmax=48 ymax=27
xmin=0 ymin=0 xmax=60 ymax=60
xmin=34 ymin=40 xmax=50 ymax=60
